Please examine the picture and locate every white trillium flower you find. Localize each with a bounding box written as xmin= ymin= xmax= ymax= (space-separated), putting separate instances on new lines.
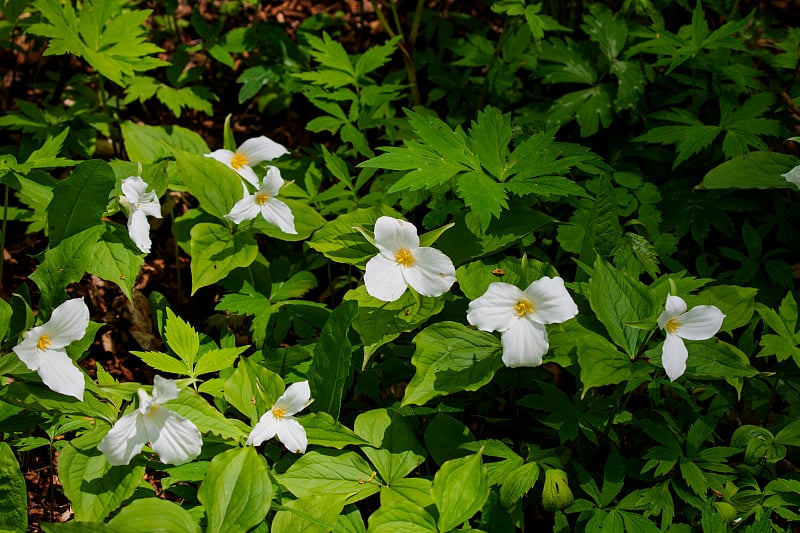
xmin=467 ymin=277 xmax=579 ymax=368
xmin=119 ymin=176 xmax=162 ymax=254
xmin=97 ymin=375 xmax=202 ymax=466
xmin=364 ymin=216 xmax=457 ymax=302
xmin=225 ymin=166 xmax=297 ymax=234
xmin=13 ymin=298 xmax=90 ymax=400
xmin=246 ymin=381 xmax=312 ymax=453
xmin=657 ymin=295 xmax=725 ymax=381
xmin=782 ymin=165 xmax=800 ymax=190
xmin=206 ymin=136 xmax=289 ymax=188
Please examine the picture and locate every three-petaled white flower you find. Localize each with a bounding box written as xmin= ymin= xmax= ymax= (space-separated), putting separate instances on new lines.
xmin=119 ymin=176 xmax=162 ymax=254
xmin=247 ymin=381 xmax=312 ymax=453
xmin=467 ymin=277 xmax=579 ymax=368
xmin=13 ymin=298 xmax=89 ymax=400
xmin=782 ymin=165 xmax=800 ymax=190
xmin=657 ymin=295 xmax=725 ymax=381
xmin=225 ymin=166 xmax=297 ymax=234
xmin=206 ymin=136 xmax=289 ymax=188
xmin=97 ymin=375 xmax=202 ymax=466
xmin=364 ymin=216 xmax=456 ymax=302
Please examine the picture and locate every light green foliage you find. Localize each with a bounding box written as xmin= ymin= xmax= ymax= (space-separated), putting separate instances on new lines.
xmin=0 ymin=442 xmax=27 ymax=532
xmin=107 ymin=498 xmax=201 ymax=533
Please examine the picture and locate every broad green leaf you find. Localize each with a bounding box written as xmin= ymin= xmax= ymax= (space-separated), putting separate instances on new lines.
xmin=107 ymin=498 xmax=201 ymax=533
xmin=0 ymin=297 xmax=13 ymax=345
xmin=587 ymin=256 xmax=654 ymax=357
xmin=165 ymin=388 xmax=247 ymax=440
xmin=694 ymin=285 xmax=757 ymax=333
xmin=541 ymin=469 xmax=574 ymax=511
xmin=48 ymin=159 xmax=115 ymax=246
xmin=307 ymin=205 xmax=402 ymax=268
xmin=198 ymin=447 xmax=272 ymax=533
xmin=308 ymin=300 xmax=358 ymax=420
xmin=424 ymin=413 xmax=475 ymax=466
xmin=647 ymin=339 xmax=757 ymax=379
xmin=335 ymin=504 xmax=367 ymax=533
xmin=775 ymin=419 xmax=800 ymax=446
xmin=90 ymin=223 xmax=144 ymax=301
xmin=272 ymin=494 xmax=348 ymax=533
xmin=0 ymin=381 xmax=115 ymax=421
xmin=0 ymin=442 xmax=27 ymax=532
xmin=224 ymin=359 xmax=285 ymax=424
xmin=165 ymin=308 xmax=200 ymax=367
xmin=402 ymin=322 xmax=503 ymax=406
xmin=252 ymin=198 xmax=326 ymax=241
xmin=121 ymin=122 xmax=209 ymax=163
xmin=367 ymin=501 xmax=438 ymax=533
xmin=456 ymin=256 xmax=556 ymax=301
xmin=41 ymin=523 xmax=125 ymax=533
xmin=379 ymin=477 xmax=434 ymax=509
xmin=431 ymin=452 xmax=490 ymax=532
xmin=271 ymin=271 xmax=318 ymax=301
xmin=172 ymin=150 xmax=242 ymax=221
xmin=354 ymin=408 xmax=426 ymax=483
xmin=189 ymin=222 xmax=258 ymax=293
xmin=698 ymin=151 xmax=799 ymax=190
xmin=301 ymin=412 xmax=371 ymax=449
xmin=275 ymin=450 xmax=380 ymax=503
xmin=578 ymin=344 xmax=634 ymax=394
xmin=59 ymin=428 xmax=146 ymax=522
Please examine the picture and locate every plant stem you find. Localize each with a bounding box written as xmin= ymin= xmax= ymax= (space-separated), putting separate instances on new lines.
xmin=0 ymin=182 xmax=8 ymax=293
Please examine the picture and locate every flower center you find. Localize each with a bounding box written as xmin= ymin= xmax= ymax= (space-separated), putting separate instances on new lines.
xmin=37 ymin=335 xmax=51 ymax=350
xmin=146 ymin=404 xmax=159 ymax=417
xmin=273 ymin=407 xmax=286 ymax=420
xmin=230 ymin=152 xmax=248 ymax=170
xmin=395 ymin=248 xmax=415 ymax=268
xmin=255 ymin=193 xmax=270 ymax=206
xmin=514 ymin=299 xmax=535 ymax=317
xmin=665 ymin=317 xmax=681 ymax=334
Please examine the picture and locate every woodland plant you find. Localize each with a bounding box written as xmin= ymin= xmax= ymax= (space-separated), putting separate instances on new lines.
xmin=1 ymin=0 xmax=800 ymax=532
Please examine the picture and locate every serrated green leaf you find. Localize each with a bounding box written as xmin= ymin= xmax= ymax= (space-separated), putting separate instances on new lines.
xmin=455 ymin=171 xmax=509 ymax=231
xmin=354 ymin=36 xmax=400 ymax=78
xmin=164 ymin=308 xmax=199 ymax=367
xmin=131 ymin=351 xmax=188 ymax=375
xmin=194 ymin=346 xmax=246 ymax=376
xmin=467 ymin=106 xmax=511 ymax=180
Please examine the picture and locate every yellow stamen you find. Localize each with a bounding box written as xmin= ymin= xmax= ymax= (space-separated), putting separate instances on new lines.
xmin=146 ymin=404 xmax=159 ymax=417
xmin=255 ymin=193 xmax=270 ymax=206
xmin=37 ymin=335 xmax=51 ymax=350
xmin=395 ymin=248 xmax=415 ymax=268
xmin=665 ymin=317 xmax=681 ymax=334
xmin=514 ymin=299 xmax=535 ymax=317
xmin=273 ymin=407 xmax=286 ymax=420
xmin=230 ymin=152 xmax=248 ymax=170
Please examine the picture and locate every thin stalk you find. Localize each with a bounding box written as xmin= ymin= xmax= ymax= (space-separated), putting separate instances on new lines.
xmin=0 ymin=183 xmax=8 ymax=293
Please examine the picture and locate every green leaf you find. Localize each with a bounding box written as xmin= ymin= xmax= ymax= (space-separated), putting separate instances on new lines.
xmin=367 ymin=501 xmax=438 ymax=533
xmin=194 ymin=346 xmax=246 ymax=376
xmin=172 ymin=150 xmax=242 ymax=221
xmin=107 ymin=498 xmax=201 ymax=533
xmin=541 ymin=469 xmax=574 ymax=511
xmin=694 ymin=285 xmax=757 ymax=333
xmin=683 ymin=339 xmax=757 ymax=379
xmin=402 ymin=322 xmax=503 ymax=406
xmin=579 ymin=173 xmax=621 ymax=266
xmin=455 ymin=170 xmax=509 ymax=231
xmin=546 ymin=85 xmax=615 ymax=137
xmin=354 ymin=408 xmax=426 ymax=483
xmin=679 ymin=460 xmax=707 ymax=496
xmin=307 ymin=205 xmax=402 ymax=268
xmin=121 ymin=122 xmax=209 ymax=163
xmin=0 ymin=381 xmax=115 ymax=421
xmin=586 ymin=256 xmax=654 ymax=357
xmin=90 ymin=223 xmax=145 ymax=301
xmin=308 ymin=300 xmax=358 ymax=420
xmin=0 ymin=442 xmax=27 ymax=532
xmin=775 ymin=419 xmax=800 ymax=446
xmin=252 ymin=198 xmax=326 ymax=242
xmin=224 ymin=359 xmax=285 ymax=424
xmin=165 ymin=308 xmax=200 ymax=368
xmin=131 ymin=350 xmax=188 ymax=375
xmin=424 ymin=414 xmax=475 ymax=466
xmin=41 ymin=523 xmax=125 ymax=533
xmin=698 ymin=152 xmax=799 ymax=190
xmin=431 ymin=452 xmax=490 ymax=532
xmin=189 ymin=222 xmax=258 ymax=293
xmin=15 ymin=128 xmax=74 ymax=172
xmin=47 ymin=160 xmax=115 ymax=247
xmin=272 ymin=494 xmax=348 ymax=533
xmin=500 ymin=461 xmax=540 ymax=508
xmin=165 ymin=388 xmax=247 ymax=440
xmin=198 ymin=447 xmax=272 ymax=533
xmin=300 ymin=412 xmax=372 ymax=449
xmin=467 ymin=106 xmax=511 ymax=180
xmin=275 ymin=450 xmax=380 ymax=503
xmin=59 ymin=428 xmax=146 ymax=522
xmin=578 ymin=344 xmax=635 ymax=394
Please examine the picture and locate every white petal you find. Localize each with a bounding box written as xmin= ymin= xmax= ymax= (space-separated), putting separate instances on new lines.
xmin=152 ymin=375 xmax=180 ymax=404
xmin=35 ymin=349 xmax=85 ymax=400
xmin=236 ymin=165 xmax=260 ymax=188
xmin=260 ymin=166 xmax=285 ymax=197
xmin=246 ymin=410 xmax=279 ymax=446
xmin=138 ymin=198 xmax=162 ymax=219
xmin=205 ymin=149 xmax=235 ymax=167
xmin=127 ymin=209 xmax=152 ymax=253
xmin=275 ymin=416 xmax=308 ymax=453
xmin=402 ymin=247 xmax=456 ymax=298
xmin=373 ymin=217 xmax=419 ymax=258
xmin=147 ymin=410 xmax=202 ymax=465
xmin=259 ymin=198 xmax=297 ymax=234
xmin=225 ymin=195 xmax=261 ymax=224
xmin=97 ymin=413 xmax=148 ymax=466
xmin=500 ymin=320 xmax=549 ymax=368
xmin=523 ymin=277 xmax=578 ymax=325
xmin=364 ymin=254 xmax=408 ymax=302
xmin=12 ymin=325 xmax=47 ymax=371
xmin=275 ymin=381 xmax=311 ymax=416
xmin=467 ymin=282 xmax=523 ymax=333
xmin=675 ymin=305 xmax=725 ymax=340
xmin=782 ymin=165 xmax=800 ymax=190
xmin=237 ymin=136 xmax=289 ymax=165
xmin=45 ymin=298 xmax=90 ymax=349
xmin=661 ymin=334 xmax=688 ymax=381
xmin=121 ymin=176 xmax=147 ymax=203
xmin=658 ymin=295 xmax=687 ymax=329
